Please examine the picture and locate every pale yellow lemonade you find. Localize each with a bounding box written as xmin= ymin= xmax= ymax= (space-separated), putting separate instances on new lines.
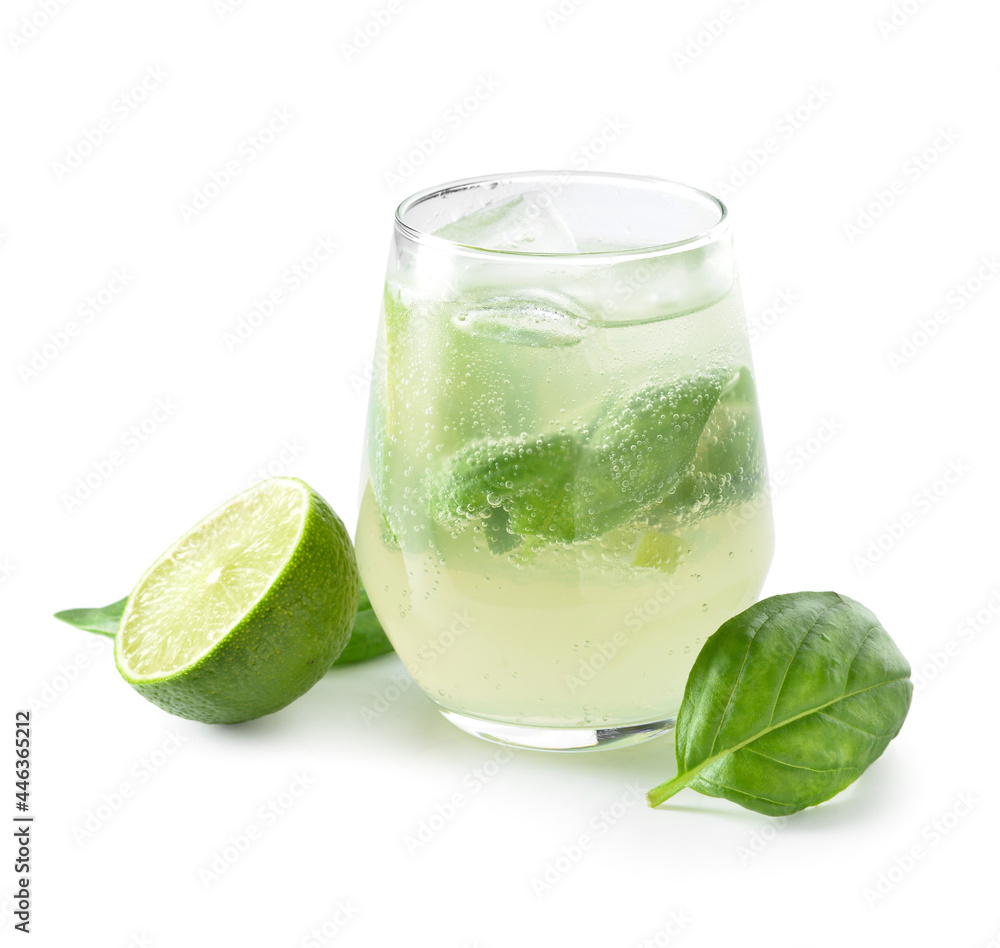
xmin=356 ymin=250 xmax=774 ymax=731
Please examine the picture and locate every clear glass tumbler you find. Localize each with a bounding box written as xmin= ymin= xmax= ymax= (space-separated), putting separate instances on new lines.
xmin=356 ymin=172 xmax=774 ymax=751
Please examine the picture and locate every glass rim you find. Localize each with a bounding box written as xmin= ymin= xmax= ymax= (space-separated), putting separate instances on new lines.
xmin=394 ymin=170 xmax=730 ymax=261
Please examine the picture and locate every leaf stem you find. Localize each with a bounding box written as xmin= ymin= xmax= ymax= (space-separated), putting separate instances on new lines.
xmin=647 ymin=769 xmax=697 ymax=808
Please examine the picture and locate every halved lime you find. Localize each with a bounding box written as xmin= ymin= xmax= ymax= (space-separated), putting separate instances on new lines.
xmin=115 ymin=477 xmax=358 ymax=724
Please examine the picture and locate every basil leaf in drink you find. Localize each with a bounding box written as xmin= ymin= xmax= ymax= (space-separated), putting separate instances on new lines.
xmin=497 ymin=436 xmax=579 ymax=541
xmin=718 ymin=363 xmax=757 ymax=404
xmin=647 ymin=367 xmax=765 ymax=528
xmin=576 ymin=373 xmax=726 ymax=538
xmin=647 ymin=591 xmax=913 ymax=816
xmin=429 ymin=372 xmax=727 ymax=548
xmin=656 ymin=404 xmax=765 ymax=525
xmin=53 ymin=597 xmax=128 ymax=637
xmin=368 ymin=286 xmax=402 ymax=525
xmin=483 ymin=507 xmax=521 ymax=555
xmin=430 ymin=433 xmax=580 ymax=544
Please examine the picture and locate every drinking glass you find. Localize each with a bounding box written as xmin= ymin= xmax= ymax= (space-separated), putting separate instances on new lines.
xmin=356 ymin=172 xmax=774 ymax=751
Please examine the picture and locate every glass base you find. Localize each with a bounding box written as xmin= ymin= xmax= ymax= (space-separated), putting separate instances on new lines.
xmin=439 ymin=708 xmax=675 ymax=752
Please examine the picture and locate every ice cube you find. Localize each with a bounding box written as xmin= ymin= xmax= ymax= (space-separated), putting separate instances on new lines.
xmin=570 ymin=242 xmax=735 ymax=324
xmin=434 ymin=191 xmax=578 ymax=254
xmin=450 ymin=292 xmax=589 ymax=347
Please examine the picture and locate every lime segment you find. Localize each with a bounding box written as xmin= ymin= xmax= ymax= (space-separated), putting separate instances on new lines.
xmin=118 ymin=480 xmax=306 ymax=679
xmin=115 ymin=477 xmax=359 ymax=724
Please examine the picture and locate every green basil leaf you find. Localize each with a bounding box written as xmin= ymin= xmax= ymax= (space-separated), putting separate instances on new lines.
xmin=53 ymin=597 xmax=128 ymax=637
xmin=647 ymin=367 xmax=765 ymax=528
xmin=648 ymin=591 xmax=913 ymax=816
xmin=576 ymin=374 xmax=725 ymax=537
xmin=430 ymin=433 xmax=580 ymax=543
xmin=652 ymin=403 xmax=765 ymax=527
xmin=482 ymin=506 xmax=521 ymax=555
xmin=429 ymin=372 xmax=725 ymax=548
xmin=331 ymin=581 xmax=394 ymax=665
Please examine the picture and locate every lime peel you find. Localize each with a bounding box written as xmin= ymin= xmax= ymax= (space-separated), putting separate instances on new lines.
xmin=110 ymin=477 xmax=358 ymax=724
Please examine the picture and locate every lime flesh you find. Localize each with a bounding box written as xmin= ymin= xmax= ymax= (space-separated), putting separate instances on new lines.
xmin=116 ymin=478 xmax=359 ymax=723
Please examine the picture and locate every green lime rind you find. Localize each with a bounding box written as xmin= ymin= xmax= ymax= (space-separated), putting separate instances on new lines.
xmin=115 ymin=480 xmax=359 ymax=725
xmin=331 ymin=580 xmax=393 ymax=665
xmin=53 ymin=597 xmax=127 ymax=637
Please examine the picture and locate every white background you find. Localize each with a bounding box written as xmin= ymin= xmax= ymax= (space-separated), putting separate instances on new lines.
xmin=3 ymin=0 xmax=999 ymax=944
